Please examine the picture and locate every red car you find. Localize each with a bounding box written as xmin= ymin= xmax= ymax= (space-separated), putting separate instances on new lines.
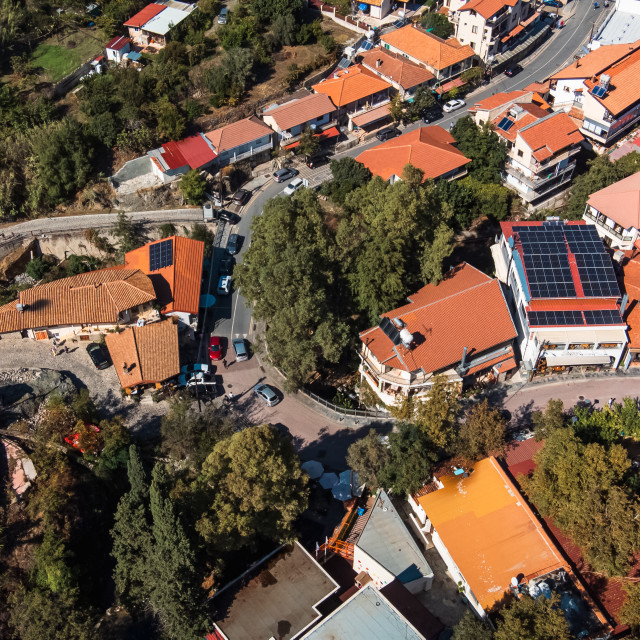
xmin=209 ymin=336 xmax=223 ymax=361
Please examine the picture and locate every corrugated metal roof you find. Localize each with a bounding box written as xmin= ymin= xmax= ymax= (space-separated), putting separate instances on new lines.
xmin=124 ymin=3 xmax=165 ymax=28
xmin=141 ymin=6 xmax=191 ymax=35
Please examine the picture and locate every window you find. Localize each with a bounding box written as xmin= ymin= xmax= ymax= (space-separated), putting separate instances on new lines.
xmin=517 ymin=149 xmax=523 ymax=157
xmin=568 ymin=343 xmax=594 ymax=350
xmin=470 ymin=42 xmax=476 ymax=49
xmin=316 ymin=116 xmax=324 ymax=122
xmin=598 ymin=343 xmax=622 ymax=349
xmin=472 ymin=25 xmax=478 ymax=33
xmin=545 ymin=343 xmax=566 ymax=351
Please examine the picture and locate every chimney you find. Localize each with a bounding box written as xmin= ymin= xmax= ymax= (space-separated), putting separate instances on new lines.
xmin=123 ymin=362 xmax=131 ymax=375
xmin=621 ymin=293 xmax=629 ymax=316
xmin=460 ymin=346 xmax=468 ymax=369
xmin=376 ymin=58 xmax=382 ymax=68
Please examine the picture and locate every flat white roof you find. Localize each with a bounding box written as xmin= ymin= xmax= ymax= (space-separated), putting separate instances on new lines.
xmin=143 ymin=6 xmax=190 ymax=35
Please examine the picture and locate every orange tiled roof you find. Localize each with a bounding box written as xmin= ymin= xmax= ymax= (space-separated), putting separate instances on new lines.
xmin=490 ymin=102 xmax=549 ymax=143
xmin=418 ymin=456 xmax=568 ymax=611
xmin=263 ymin=92 xmax=336 ymax=131
xmin=360 ymin=47 xmax=435 ymax=90
xmin=523 ymin=81 xmax=550 ymax=93
xmin=622 ymin=254 xmax=640 ymax=349
xmin=381 ymin=25 xmax=475 ymax=71
xmin=518 ymin=111 xmax=584 ymax=162
xmin=105 ymin=320 xmax=180 ymax=388
xmin=312 ymin=64 xmax=391 ymax=107
xmin=587 ymin=172 xmax=640 ymax=229
xmin=550 ymin=40 xmax=640 ymax=80
xmin=0 ymin=269 xmax=156 ymax=334
xmin=458 ymin=0 xmax=517 ymax=19
xmin=355 ymin=125 xmax=470 ymax=181
xmin=360 ymin=263 xmax=516 ymax=375
xmin=205 ymin=116 xmax=273 ymax=153
xmin=471 ymin=90 xmax=529 ymax=112
xmin=124 ymin=236 xmax=204 ymax=315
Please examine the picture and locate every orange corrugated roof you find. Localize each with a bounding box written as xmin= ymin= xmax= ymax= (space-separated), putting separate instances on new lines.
xmin=361 ymin=47 xmax=435 ymax=90
xmin=418 ymin=457 xmax=568 ymax=610
xmin=0 ymin=269 xmax=156 ymax=334
xmin=551 ymin=40 xmax=640 ymax=80
xmin=360 ymin=263 xmax=516 ymax=374
xmin=458 ymin=0 xmax=517 ymax=19
xmin=355 ymin=125 xmax=470 ymax=181
xmin=518 ymin=111 xmax=584 ymax=162
xmin=587 ymin=172 xmax=640 ymax=230
xmin=124 ymin=236 xmax=204 ymax=315
xmin=205 ymin=116 xmax=273 ymax=154
xmin=381 ymin=25 xmax=475 ymax=72
xmin=312 ymin=64 xmax=391 ymax=107
xmin=105 ymin=320 xmax=180 ymax=388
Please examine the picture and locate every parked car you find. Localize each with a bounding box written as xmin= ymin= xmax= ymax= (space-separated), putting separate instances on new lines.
xmin=232 ymin=189 xmax=251 ymax=206
xmin=219 ymin=256 xmax=234 ymax=275
xmin=232 ymin=338 xmax=248 ymax=361
xmin=219 ymin=210 xmax=237 ymax=224
xmin=283 ymin=177 xmax=304 ymax=196
xmin=209 ymin=336 xmax=223 ymax=361
xmin=254 ymin=383 xmax=280 ymax=407
xmin=442 ymin=99 xmax=466 ymax=113
xmin=217 ymin=6 xmax=228 ymax=23
xmin=187 ymin=382 xmax=220 ymax=400
xmin=422 ymin=107 xmax=443 ymax=123
xmin=306 ymin=154 xmax=329 ymax=169
xmin=273 ymin=167 xmax=298 ymax=183
xmin=543 ymin=0 xmax=561 ymax=6
xmin=226 ymin=233 xmax=241 ymax=255
xmin=217 ymin=275 xmax=231 ymax=295
xmin=86 ymin=343 xmax=110 ymax=370
xmin=375 ymin=127 xmax=401 ymax=141
xmin=504 ymin=64 xmax=523 ymax=77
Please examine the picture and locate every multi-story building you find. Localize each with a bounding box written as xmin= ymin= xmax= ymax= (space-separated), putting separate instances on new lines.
xmin=492 ymin=219 xmax=628 ymax=376
xmin=204 ymin=116 xmax=274 ymax=167
xmin=583 ymin=171 xmax=640 ymax=250
xmin=469 ymin=88 xmax=548 ymax=124
xmin=550 ymin=39 xmax=640 ymax=146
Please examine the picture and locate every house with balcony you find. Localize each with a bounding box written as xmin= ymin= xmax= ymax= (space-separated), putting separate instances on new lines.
xmin=583 ymin=172 xmax=640 ymax=250
xmin=469 ymin=88 xmax=549 ymax=125
xmin=355 ymin=125 xmax=471 ymax=183
xmin=123 ymin=1 xmax=196 ymax=49
xmin=260 ymin=90 xmax=338 ymax=148
xmin=312 ymin=64 xmax=392 ymax=131
xmin=359 ymin=263 xmax=517 ymax=406
xmin=489 ymin=104 xmax=584 ymax=206
xmin=380 ymin=24 xmax=477 ymax=83
xmin=360 ymin=47 xmax=435 ymax=100
xmin=549 ymin=39 xmax=640 ymax=146
xmin=204 ymin=116 xmax=274 ymax=167
xmin=492 ymin=219 xmax=628 ymax=377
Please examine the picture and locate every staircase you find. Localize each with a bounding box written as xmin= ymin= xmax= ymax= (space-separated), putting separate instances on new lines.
xmin=345 ymin=506 xmax=373 ymax=545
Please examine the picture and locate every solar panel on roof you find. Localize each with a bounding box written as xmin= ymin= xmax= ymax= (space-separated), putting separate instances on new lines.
xmin=149 ymin=239 xmax=174 ymax=272
xmin=497 ymin=117 xmax=514 ymax=132
xmin=591 ymin=85 xmax=606 ymax=98
xmin=583 ymin=310 xmax=624 ymax=325
xmin=542 ymin=220 xmax=564 ymax=228
xmin=336 ymin=57 xmax=351 ymax=70
xmin=574 ymin=253 xmax=620 ymax=297
xmin=379 ymin=317 xmax=402 ymax=346
xmin=528 ymin=310 xmax=584 ymax=326
xmin=360 ymin=40 xmax=373 ymax=51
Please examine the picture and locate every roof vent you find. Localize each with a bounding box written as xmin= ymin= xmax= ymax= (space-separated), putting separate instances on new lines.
xmin=16 ymin=303 xmax=25 ymax=312
xmin=400 ymin=328 xmax=414 ymax=348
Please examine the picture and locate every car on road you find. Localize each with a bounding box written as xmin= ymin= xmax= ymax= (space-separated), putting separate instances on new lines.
xmin=232 ymin=338 xmax=248 ymax=361
xmin=217 ymin=275 xmax=231 ymax=295
xmin=254 ymin=383 xmax=280 ymax=407
xmin=375 ymin=127 xmax=401 ymax=141
xmin=86 ymin=343 xmax=111 ymax=370
xmin=504 ymin=64 xmax=523 ymax=77
xmin=226 ymin=233 xmax=241 ymax=255
xmin=306 ymin=154 xmax=329 ymax=169
xmin=273 ymin=167 xmax=298 ymax=183
xmin=219 ymin=256 xmax=234 ymax=275
xmin=209 ymin=336 xmax=223 ymax=361
xmin=442 ymin=99 xmax=466 ymax=113
xmin=422 ymin=107 xmax=443 ymax=123
xmin=219 ymin=210 xmax=237 ymax=224
xmin=543 ymin=0 xmax=561 ymax=6
xmin=232 ymin=189 xmax=251 ymax=206
xmin=283 ymin=177 xmax=304 ymax=196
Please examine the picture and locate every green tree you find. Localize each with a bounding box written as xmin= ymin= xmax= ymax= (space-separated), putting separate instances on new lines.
xmin=271 ymin=13 xmax=298 ymax=46
xmin=388 ymin=93 xmax=406 ymax=123
xmin=461 ymin=66 xmax=484 ymax=88
xmin=25 ymin=256 xmax=50 ymax=280
xmin=153 ymin=97 xmax=186 ymax=140
xmin=190 ymin=222 xmax=214 ymax=257
xmin=494 ymin=594 xmax=571 ymax=640
xmin=346 ymin=428 xmax=390 ymax=489
xmin=296 ymin=126 xmax=320 ymax=157
xmin=452 ymin=116 xmax=506 ymax=183
xmin=251 ymin=0 xmax=304 ymax=20
xmin=180 ymin=170 xmax=207 ymax=204
xmin=160 ymin=222 xmax=177 ymax=238
xmin=621 ymin=582 xmax=640 ymax=633
xmin=407 ymin=85 xmax=436 ymax=120
xmin=33 ymin=529 xmax=75 ymax=595
xmin=111 ymin=211 xmax=143 ymax=259
xmin=421 ymin=222 xmax=454 ymax=284
xmin=420 ymin=11 xmax=454 ymax=38
xmin=196 ymin=425 xmax=309 ymax=551
xmin=532 ymin=398 xmax=566 ymax=440
xmin=456 ymin=398 xmax=507 ymax=462
xmin=453 ymin=610 xmax=494 ymax=640
xmin=326 ymin=156 xmax=372 ymax=204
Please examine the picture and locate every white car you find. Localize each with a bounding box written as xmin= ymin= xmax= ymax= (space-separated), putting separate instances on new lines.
xmin=443 ymin=99 xmax=466 ymax=113
xmin=283 ymin=177 xmax=304 ymax=196
xmin=217 ymin=275 xmax=231 ymax=295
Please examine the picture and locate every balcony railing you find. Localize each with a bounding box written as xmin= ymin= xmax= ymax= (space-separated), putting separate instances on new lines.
xmin=348 ymin=98 xmax=391 ymax=120
xmin=506 ymin=160 xmax=576 ymax=190
xmin=223 ymin=141 xmax=273 ymax=163
xmin=584 ymin=209 xmax=634 ymax=242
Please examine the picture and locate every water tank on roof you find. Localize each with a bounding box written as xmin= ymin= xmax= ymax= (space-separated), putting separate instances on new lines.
xmin=400 ymin=328 xmax=413 ymax=348
xmin=599 ymin=73 xmax=611 ymax=90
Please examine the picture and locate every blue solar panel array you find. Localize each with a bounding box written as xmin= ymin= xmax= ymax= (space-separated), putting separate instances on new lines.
xmin=528 ymin=310 xmax=583 ymax=326
xmin=591 ymin=85 xmax=607 ymax=98
xmin=497 ymin=117 xmax=514 ymax=132
xmin=149 ymin=239 xmax=173 ymax=272
xmin=360 ymin=40 xmax=373 ymax=51
xmin=584 ymin=309 xmax=624 ymax=325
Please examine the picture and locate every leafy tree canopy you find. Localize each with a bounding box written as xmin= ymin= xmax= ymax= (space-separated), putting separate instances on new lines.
xmin=452 ymin=610 xmax=494 ymax=640
xmin=494 ymin=594 xmax=571 ymax=640
xmin=180 ymin=170 xmax=207 ymax=204
xmin=420 ymin=11 xmax=454 ymax=38
xmin=451 ymin=116 xmax=506 ymax=183
xmin=455 ymin=398 xmax=507 ymax=462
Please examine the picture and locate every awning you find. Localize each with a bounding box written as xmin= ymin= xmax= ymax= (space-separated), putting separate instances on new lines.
xmin=436 ymin=77 xmax=466 ymax=95
xmin=350 ymin=104 xmax=391 ymax=127
xmin=502 ymin=24 xmax=524 ymax=42
xmin=282 ymin=126 xmax=341 ymax=150
xmin=546 ymin=354 xmax=612 ymax=366
xmin=494 ymin=357 xmax=517 ymax=372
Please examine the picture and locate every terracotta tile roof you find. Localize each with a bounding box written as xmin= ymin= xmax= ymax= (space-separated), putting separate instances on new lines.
xmin=550 ymin=40 xmax=640 ymax=80
xmin=204 ymin=116 xmax=273 ymax=153
xmin=312 ymin=64 xmax=391 ymax=107
xmin=587 ymin=172 xmax=640 ymax=229
xmin=0 ymin=269 xmax=156 ymax=334
xmin=263 ymin=92 xmax=336 ymax=131
xmin=435 ymin=77 xmax=466 ymax=95
xmin=523 ymin=81 xmax=550 ymax=93
xmin=355 ymin=125 xmax=471 ymax=181
xmin=622 ymin=254 xmax=640 ymax=348
xmin=465 ymin=348 xmax=516 ymax=375
xmin=501 ymin=23 xmax=524 ymax=42
xmin=458 ymin=0 xmax=517 ymax=19
xmin=123 ymin=3 xmax=165 ymax=28
xmin=360 ymin=47 xmax=435 ymax=90
xmin=470 ymin=90 xmax=529 ymax=112
xmin=350 ymin=104 xmax=390 ymax=127
xmin=124 ymin=236 xmax=204 ymax=315
xmin=105 ymin=320 xmax=180 ymax=388
xmin=490 ymin=103 xmax=551 ymax=143
xmin=381 ymin=24 xmax=476 ymax=71
xmin=418 ymin=456 xmax=568 ymax=611
xmin=517 ymin=111 xmax=584 ymax=162
xmin=360 ymin=263 xmax=516 ymax=375
xmin=106 ymin=36 xmax=131 ymax=50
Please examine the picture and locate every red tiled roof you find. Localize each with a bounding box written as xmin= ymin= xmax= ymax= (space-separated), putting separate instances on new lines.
xmin=106 ymin=36 xmax=131 ymax=50
xmin=355 ymin=125 xmax=471 ymax=182
xmin=622 ymin=254 xmax=640 ymax=348
xmin=124 ymin=236 xmax=204 ymax=315
xmin=204 ymin=116 xmax=273 ymax=154
xmin=360 ymin=47 xmax=435 ymax=90
xmin=470 ymin=90 xmax=529 ymax=112
xmin=518 ymin=111 xmax=584 ymax=162
xmin=501 ymin=23 xmax=524 ymax=43
xmin=490 ymin=103 xmax=552 ymax=143
xmin=360 ymin=263 xmax=517 ymax=375
xmin=174 ymin=134 xmax=217 ymax=170
xmin=263 ymin=92 xmax=336 ymax=131
xmin=124 ymin=3 xmax=165 ymax=28
xmin=458 ymin=0 xmax=517 ymax=19
xmin=523 ymin=81 xmax=550 ymax=93
xmin=159 ymin=141 xmax=188 ymax=171
xmin=312 ymin=64 xmax=391 ymax=107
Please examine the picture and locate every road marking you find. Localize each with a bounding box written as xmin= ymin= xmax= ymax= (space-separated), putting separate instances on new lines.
xmin=229 ymin=277 xmax=242 ymax=339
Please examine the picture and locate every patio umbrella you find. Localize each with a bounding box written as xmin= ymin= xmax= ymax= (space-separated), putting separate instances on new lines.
xmin=332 ymin=482 xmax=353 ymax=501
xmin=199 ymin=293 xmax=216 ymax=308
xmin=319 ymin=472 xmax=339 ymax=489
xmin=339 ymin=470 xmax=363 ymax=496
xmin=302 ymin=460 xmax=324 ymax=480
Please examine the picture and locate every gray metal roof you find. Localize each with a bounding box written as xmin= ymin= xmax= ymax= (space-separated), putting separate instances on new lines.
xmin=300 ymin=584 xmax=425 ymax=640
xmin=596 ymin=11 xmax=640 ymax=45
xmin=356 ymin=490 xmax=433 ymax=584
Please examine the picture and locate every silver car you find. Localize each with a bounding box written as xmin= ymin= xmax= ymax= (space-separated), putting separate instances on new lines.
xmin=254 ymin=383 xmax=279 ymax=407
